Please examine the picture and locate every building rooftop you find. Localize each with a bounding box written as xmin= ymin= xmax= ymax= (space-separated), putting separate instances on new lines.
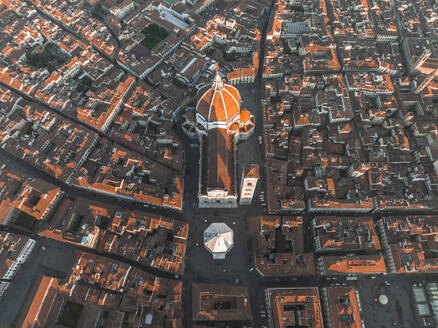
xmin=192 ymin=283 xmax=252 ymax=321
xmin=379 ymin=216 xmax=438 ymax=273
xmin=313 ymin=216 xmax=380 ymax=252
xmin=251 ymin=216 xmax=315 ymax=276
xmin=18 ymin=251 xmax=182 ymax=327
xmin=41 ymin=196 xmax=188 ymax=274
xmin=74 ymin=139 xmax=183 ymax=210
xmin=0 ymin=231 xmax=35 ymax=283
xmin=318 ymin=254 xmax=387 ymax=275
xmin=322 ymin=286 xmax=363 ymax=328
xmin=266 ymin=287 xmax=324 ymax=328
xmin=0 ymin=164 xmax=62 ymax=230
xmin=0 ymin=86 xmax=98 ymax=183
xmin=109 ymin=81 xmax=185 ymax=172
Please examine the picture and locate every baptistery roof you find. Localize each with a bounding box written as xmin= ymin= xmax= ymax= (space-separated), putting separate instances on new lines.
xmin=204 ymin=222 xmax=234 ymax=257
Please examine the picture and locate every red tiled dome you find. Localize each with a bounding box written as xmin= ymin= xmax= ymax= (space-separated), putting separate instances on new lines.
xmin=196 ymin=73 xmax=241 ymax=122
xmin=229 ymin=122 xmax=239 ymax=132
xmin=240 ymin=109 xmax=251 ymax=123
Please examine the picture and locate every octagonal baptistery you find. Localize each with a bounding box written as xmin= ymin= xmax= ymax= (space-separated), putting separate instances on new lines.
xmin=195 ymin=72 xmax=254 ymax=140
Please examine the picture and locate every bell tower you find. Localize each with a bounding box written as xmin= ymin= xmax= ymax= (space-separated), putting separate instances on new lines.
xmin=239 ymin=164 xmax=259 ymax=205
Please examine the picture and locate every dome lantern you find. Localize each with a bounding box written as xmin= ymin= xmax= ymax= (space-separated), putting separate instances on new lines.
xmin=213 ymin=71 xmax=224 ymax=90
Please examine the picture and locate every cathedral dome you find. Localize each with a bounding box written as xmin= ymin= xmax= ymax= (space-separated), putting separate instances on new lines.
xmin=196 ymin=72 xmax=241 ymax=122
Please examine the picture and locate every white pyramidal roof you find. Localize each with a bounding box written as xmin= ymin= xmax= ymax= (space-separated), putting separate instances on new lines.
xmin=204 ymin=223 xmax=234 ymax=259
